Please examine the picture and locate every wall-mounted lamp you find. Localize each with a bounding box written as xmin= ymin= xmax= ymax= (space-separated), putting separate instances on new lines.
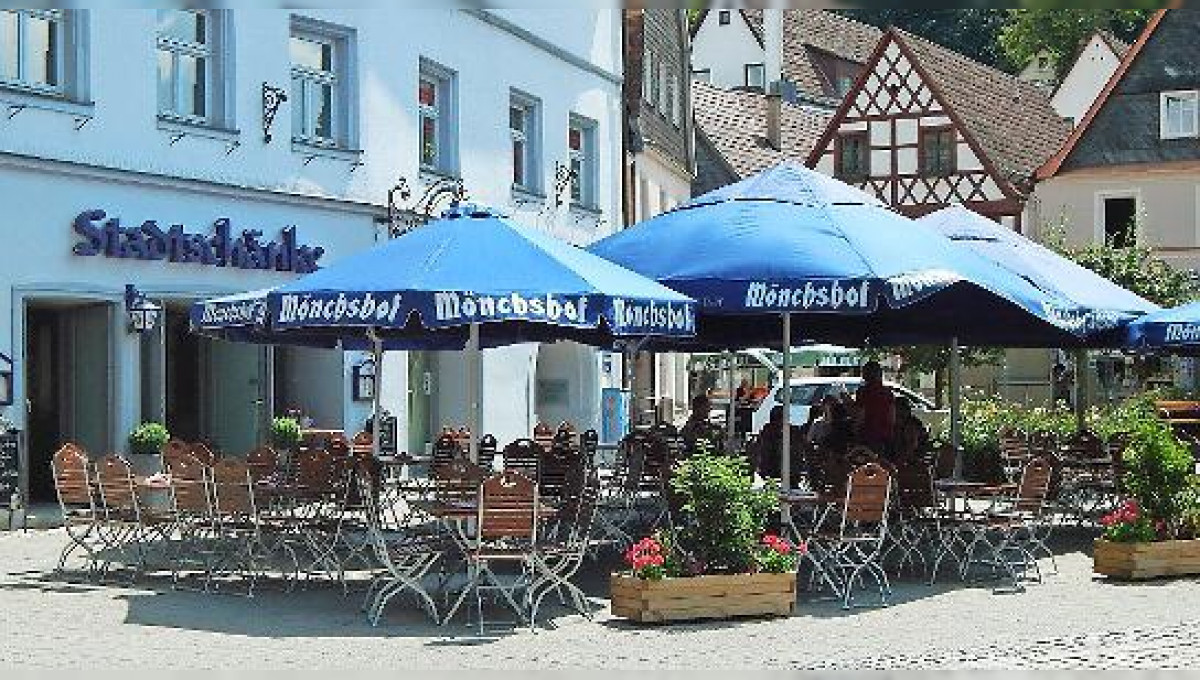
xmin=352 ymin=357 xmax=377 ymax=402
xmin=125 ymin=285 xmax=162 ymax=334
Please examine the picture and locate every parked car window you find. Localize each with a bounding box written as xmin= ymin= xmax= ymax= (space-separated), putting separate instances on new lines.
xmin=773 ymin=384 xmax=823 ymax=406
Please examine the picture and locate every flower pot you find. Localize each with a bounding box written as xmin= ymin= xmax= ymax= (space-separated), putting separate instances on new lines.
xmin=609 ymin=572 xmax=796 ymax=623
xmin=1094 ymin=538 xmax=1200 ymax=580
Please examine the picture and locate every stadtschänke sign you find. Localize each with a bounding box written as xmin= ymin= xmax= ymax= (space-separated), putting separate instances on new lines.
xmin=71 ymin=209 xmax=324 ymax=274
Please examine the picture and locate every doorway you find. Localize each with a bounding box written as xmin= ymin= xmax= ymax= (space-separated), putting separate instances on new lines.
xmin=162 ymin=305 xmax=265 ymax=452
xmin=25 ymin=300 xmax=113 ymax=502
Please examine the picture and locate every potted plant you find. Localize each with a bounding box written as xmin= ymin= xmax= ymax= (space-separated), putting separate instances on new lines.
xmin=609 ymin=448 xmax=801 ymax=623
xmin=1094 ymin=418 xmax=1200 ymax=579
xmin=128 ymin=422 xmax=170 ymax=456
xmin=271 ymin=416 xmax=302 ymax=452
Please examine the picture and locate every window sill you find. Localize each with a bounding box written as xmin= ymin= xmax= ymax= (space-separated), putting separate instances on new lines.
xmin=292 ymin=139 xmax=364 ymax=163
xmin=569 ymin=202 xmax=603 ymax=217
xmin=420 ymin=166 xmax=461 ymax=183
xmin=157 ymin=117 xmax=240 ymax=143
xmin=512 ymin=184 xmax=546 ymax=201
xmin=0 ymin=86 xmax=93 ymax=118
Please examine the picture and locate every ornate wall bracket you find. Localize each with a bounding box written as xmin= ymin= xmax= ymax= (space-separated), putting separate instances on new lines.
xmin=385 ymin=176 xmax=468 ymax=238
xmin=261 ymin=83 xmax=288 ymax=144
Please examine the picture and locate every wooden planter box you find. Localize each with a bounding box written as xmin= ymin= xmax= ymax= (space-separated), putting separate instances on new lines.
xmin=609 ymin=572 xmax=796 ymax=623
xmin=1094 ymin=538 xmax=1200 ymax=580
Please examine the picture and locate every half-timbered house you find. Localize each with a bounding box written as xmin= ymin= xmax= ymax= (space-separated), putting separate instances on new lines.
xmin=806 ymin=28 xmax=1071 ymax=230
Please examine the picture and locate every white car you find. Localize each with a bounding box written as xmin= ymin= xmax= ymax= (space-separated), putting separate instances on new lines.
xmin=748 ymin=377 xmax=946 ymax=436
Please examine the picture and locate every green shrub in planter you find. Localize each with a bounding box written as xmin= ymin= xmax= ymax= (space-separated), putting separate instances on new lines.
xmin=1122 ymin=418 xmax=1196 ymax=534
xmin=271 ymin=417 xmax=302 ymax=450
xmin=129 ymin=422 xmax=170 ymax=455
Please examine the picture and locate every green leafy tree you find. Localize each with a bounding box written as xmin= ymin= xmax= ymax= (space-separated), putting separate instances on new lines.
xmin=997 ymin=9 xmax=1154 ymax=76
xmin=840 ymin=9 xmax=1010 ymax=68
xmin=1040 ymin=217 xmax=1198 ymax=308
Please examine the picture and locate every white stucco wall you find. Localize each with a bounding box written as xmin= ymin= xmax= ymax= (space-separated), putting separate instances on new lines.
xmin=1031 ymin=168 xmax=1200 ymax=271
xmin=1051 ymin=35 xmax=1123 ymax=127
xmin=0 ymin=9 xmax=624 ymax=481
xmin=690 ymin=11 xmax=765 ymax=89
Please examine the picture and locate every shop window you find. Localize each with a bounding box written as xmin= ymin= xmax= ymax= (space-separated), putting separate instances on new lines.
xmin=510 ymin=90 xmax=541 ymax=193
xmin=290 ymin=16 xmax=355 ymax=149
xmin=157 ymin=10 xmax=231 ymax=127
xmin=1102 ymin=195 xmax=1137 ymax=248
xmin=418 ymin=58 xmax=458 ymax=175
xmin=920 ymin=126 xmax=955 ymax=177
xmin=0 ymin=9 xmax=87 ymax=101
xmin=835 ymin=132 xmax=868 ymax=181
xmin=569 ymin=114 xmax=598 ymax=209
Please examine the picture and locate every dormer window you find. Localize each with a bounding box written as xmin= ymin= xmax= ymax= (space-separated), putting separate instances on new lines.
xmin=1160 ymin=90 xmax=1199 ymax=139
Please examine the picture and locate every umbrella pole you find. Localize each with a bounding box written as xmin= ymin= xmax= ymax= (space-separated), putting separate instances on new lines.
xmin=780 ymin=313 xmax=792 ymax=492
xmin=369 ymin=329 xmax=383 ymax=461
xmin=726 ymin=351 xmax=736 ymax=452
xmin=468 ymin=322 xmax=481 ymax=463
xmin=950 ymin=336 xmax=963 ymax=479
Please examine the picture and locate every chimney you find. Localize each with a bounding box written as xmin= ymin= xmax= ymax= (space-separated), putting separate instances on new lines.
xmin=764 ymin=9 xmax=784 ymax=150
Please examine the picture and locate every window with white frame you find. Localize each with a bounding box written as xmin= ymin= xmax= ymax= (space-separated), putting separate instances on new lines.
xmin=641 ymin=48 xmax=651 ymax=101
xmin=510 ymin=91 xmax=541 ymax=192
xmin=290 ymin=17 xmax=354 ymax=148
xmin=669 ymin=74 xmax=681 ymax=127
xmin=1161 ymin=90 xmax=1199 ymax=139
xmin=0 ymin=9 xmax=68 ymax=94
xmin=646 ymin=53 xmax=659 ymax=109
xmin=745 ymin=63 xmax=765 ymax=90
xmin=568 ymin=115 xmax=598 ymax=208
xmin=418 ymin=59 xmax=457 ymax=175
xmin=156 ymin=10 xmax=229 ymax=125
xmin=658 ymin=60 xmax=669 ymax=112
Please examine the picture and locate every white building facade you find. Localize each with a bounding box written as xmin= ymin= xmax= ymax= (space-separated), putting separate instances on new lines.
xmin=0 ymin=8 xmax=623 ymax=502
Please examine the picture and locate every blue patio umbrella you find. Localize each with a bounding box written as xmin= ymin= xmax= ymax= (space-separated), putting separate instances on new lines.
xmin=918 ymin=204 xmax=1157 ymax=342
xmin=588 ymin=161 xmax=1117 ymax=482
xmin=1124 ymin=301 xmax=1200 ymax=353
xmin=589 ymin=161 xmax=1113 ymax=349
xmin=192 ymin=204 xmax=697 ymax=459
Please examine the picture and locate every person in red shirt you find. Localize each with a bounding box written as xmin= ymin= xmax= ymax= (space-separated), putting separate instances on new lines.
xmin=855 ymin=361 xmax=895 ymax=455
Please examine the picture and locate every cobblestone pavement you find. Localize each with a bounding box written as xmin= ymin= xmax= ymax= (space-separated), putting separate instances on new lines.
xmin=1 ymin=527 xmax=1198 ymax=669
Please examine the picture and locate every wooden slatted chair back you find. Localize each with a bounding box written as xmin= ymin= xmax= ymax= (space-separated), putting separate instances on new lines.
xmin=432 ymin=458 xmax=485 ymax=503
xmin=96 ymin=455 xmax=138 ymax=513
xmin=532 ymin=422 xmax=554 ymax=453
xmin=478 ymin=434 xmax=499 ymax=470
xmin=999 ymin=428 xmax=1029 ymax=460
xmin=1061 ymin=429 xmax=1104 ymax=460
xmin=162 ymin=439 xmax=191 ymax=470
xmin=1014 ymin=455 xmax=1054 ymax=513
xmin=170 ymin=454 xmax=210 ymax=514
xmin=244 ymin=446 xmax=278 ymax=481
xmin=478 ymin=471 xmax=538 ymax=542
xmin=210 ymin=458 xmax=256 ymax=516
xmin=843 ymin=463 xmax=891 ymax=524
xmin=432 ymin=431 xmax=464 ymax=468
xmin=894 ymin=461 xmax=935 ymax=512
xmin=538 ymin=445 xmax=581 ymax=502
xmin=52 ymin=444 xmax=93 ymax=508
xmin=502 ymin=438 xmax=541 ymax=480
xmin=580 ymin=429 xmax=599 ymax=464
xmin=296 ymin=450 xmax=339 ymax=496
xmin=188 ymin=442 xmax=218 ymax=466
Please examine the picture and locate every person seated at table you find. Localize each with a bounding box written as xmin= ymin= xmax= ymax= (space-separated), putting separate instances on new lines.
xmin=890 ymin=397 xmax=929 ymax=465
xmin=680 ymin=393 xmax=715 ymax=450
xmin=751 ymin=405 xmax=803 ymax=484
xmin=855 ymin=361 xmax=896 ymax=455
xmin=804 ymin=395 xmax=839 ymax=446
